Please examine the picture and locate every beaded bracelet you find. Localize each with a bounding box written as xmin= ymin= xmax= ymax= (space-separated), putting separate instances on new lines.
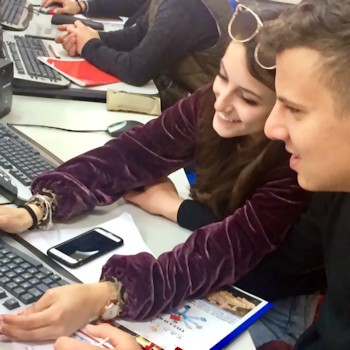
xmin=25 ymin=188 xmax=57 ymax=230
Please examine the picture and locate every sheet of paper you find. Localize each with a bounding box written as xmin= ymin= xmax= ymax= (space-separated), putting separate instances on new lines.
xmin=7 ymin=330 xmax=112 ymax=350
xmin=6 ymin=95 xmax=155 ymax=132
xmin=20 ymin=212 xmax=153 ymax=283
xmin=4 ymin=340 xmax=54 ymax=350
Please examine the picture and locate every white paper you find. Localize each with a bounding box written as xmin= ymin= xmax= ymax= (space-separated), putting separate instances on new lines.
xmin=6 ymin=341 xmax=54 ymax=350
xmin=8 ymin=330 xmax=112 ymax=350
xmin=20 ymin=212 xmax=153 ymax=283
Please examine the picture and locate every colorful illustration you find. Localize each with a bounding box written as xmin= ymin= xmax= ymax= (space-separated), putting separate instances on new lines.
xmin=136 ymin=335 xmax=163 ymax=350
xmin=206 ymin=288 xmax=257 ymax=317
xmin=169 ymin=304 xmax=207 ymax=329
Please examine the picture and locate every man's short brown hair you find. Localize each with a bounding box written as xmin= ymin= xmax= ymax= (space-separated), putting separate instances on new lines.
xmin=259 ymin=0 xmax=350 ymax=114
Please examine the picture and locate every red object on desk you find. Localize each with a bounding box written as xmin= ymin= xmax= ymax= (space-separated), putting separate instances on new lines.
xmin=38 ymin=57 xmax=120 ymax=87
xmin=170 ymin=314 xmax=181 ymax=321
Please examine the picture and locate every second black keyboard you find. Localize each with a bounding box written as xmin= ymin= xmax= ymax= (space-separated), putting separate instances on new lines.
xmin=1 ymin=0 xmax=33 ymax=30
xmin=2 ymin=32 xmax=71 ymax=89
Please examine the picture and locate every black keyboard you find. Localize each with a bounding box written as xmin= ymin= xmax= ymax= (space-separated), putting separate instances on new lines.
xmin=4 ymin=35 xmax=65 ymax=84
xmin=1 ymin=0 xmax=33 ymax=31
xmin=0 ymin=123 xmax=55 ymax=186
xmin=0 ymin=236 xmax=78 ymax=312
xmin=0 ymin=123 xmax=58 ymax=203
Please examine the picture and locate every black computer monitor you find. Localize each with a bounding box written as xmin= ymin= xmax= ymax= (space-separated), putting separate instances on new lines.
xmin=0 ymin=27 xmax=3 ymax=59
xmin=0 ymin=2 xmax=13 ymax=118
xmin=0 ymin=0 xmax=3 ymax=59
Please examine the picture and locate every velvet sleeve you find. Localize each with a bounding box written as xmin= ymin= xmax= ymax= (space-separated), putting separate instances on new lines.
xmin=30 ymin=87 xmax=209 ymax=220
xmin=101 ymin=162 xmax=311 ymax=321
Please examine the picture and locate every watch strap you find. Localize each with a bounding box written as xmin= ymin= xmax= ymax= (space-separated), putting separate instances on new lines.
xmin=99 ymin=277 xmax=124 ymax=320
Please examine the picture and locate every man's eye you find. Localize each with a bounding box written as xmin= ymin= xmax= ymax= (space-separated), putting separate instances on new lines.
xmin=217 ymin=71 xmax=228 ymax=81
xmin=286 ymin=105 xmax=300 ymax=113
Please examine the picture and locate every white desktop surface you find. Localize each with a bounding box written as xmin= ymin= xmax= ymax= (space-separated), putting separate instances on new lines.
xmin=1 ymin=95 xmax=256 ymax=350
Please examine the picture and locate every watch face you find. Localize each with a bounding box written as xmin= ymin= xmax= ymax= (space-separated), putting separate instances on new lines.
xmin=102 ymin=303 xmax=120 ymax=320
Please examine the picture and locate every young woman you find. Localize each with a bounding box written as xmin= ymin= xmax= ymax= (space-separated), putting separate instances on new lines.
xmin=0 ymin=2 xmax=321 ymax=348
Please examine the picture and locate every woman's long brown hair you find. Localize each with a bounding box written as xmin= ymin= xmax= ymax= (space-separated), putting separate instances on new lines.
xmin=190 ymin=2 xmax=290 ymax=217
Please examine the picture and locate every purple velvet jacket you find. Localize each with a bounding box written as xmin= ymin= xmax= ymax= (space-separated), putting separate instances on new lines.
xmin=32 ymin=87 xmax=310 ymax=321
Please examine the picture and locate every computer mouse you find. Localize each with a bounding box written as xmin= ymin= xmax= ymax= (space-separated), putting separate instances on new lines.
xmin=39 ymin=5 xmax=61 ymax=15
xmin=107 ymin=120 xmax=144 ymax=138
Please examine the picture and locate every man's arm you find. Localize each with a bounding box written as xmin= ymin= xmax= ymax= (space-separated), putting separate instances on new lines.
xmin=97 ymin=14 xmax=149 ymax=52
xmin=87 ymin=0 xmax=148 ymax=17
xmin=81 ymin=0 xmax=217 ymax=85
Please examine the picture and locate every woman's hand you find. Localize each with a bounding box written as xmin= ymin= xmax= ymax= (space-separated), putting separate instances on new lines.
xmin=0 ymin=283 xmax=111 ymax=341
xmin=0 ymin=205 xmax=41 ymax=234
xmin=123 ymin=179 xmax=185 ymax=222
xmin=56 ymin=21 xmax=100 ymax=56
xmin=55 ymin=324 xmax=142 ymax=350
xmin=55 ymin=29 xmax=78 ymax=57
xmin=41 ymin=0 xmax=83 ymax=15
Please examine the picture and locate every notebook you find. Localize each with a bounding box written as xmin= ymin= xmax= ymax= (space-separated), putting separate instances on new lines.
xmin=38 ymin=57 xmax=120 ymax=87
xmin=116 ymin=285 xmax=272 ymax=350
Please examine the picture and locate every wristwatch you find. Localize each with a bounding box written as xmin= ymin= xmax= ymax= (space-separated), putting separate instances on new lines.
xmin=99 ymin=279 xmax=123 ymax=321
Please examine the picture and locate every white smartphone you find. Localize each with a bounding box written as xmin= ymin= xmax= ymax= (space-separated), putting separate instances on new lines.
xmin=47 ymin=227 xmax=124 ymax=268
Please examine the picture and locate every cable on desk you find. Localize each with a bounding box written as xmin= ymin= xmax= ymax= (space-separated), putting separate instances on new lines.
xmin=9 ymin=123 xmax=107 ymax=133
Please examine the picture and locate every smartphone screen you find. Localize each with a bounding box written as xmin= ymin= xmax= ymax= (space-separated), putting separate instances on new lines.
xmin=48 ymin=228 xmax=123 ymax=268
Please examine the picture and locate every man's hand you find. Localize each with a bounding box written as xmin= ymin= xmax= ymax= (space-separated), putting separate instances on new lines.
xmin=41 ymin=0 xmax=83 ymax=15
xmin=123 ymin=179 xmax=184 ymax=222
xmin=55 ymin=324 xmax=142 ymax=350
xmin=56 ymin=21 xmax=100 ymax=56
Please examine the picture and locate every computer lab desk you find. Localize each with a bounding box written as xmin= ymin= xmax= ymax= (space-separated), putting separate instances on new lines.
xmin=10 ymin=11 xmax=158 ymax=101
xmin=1 ymin=95 xmax=256 ymax=350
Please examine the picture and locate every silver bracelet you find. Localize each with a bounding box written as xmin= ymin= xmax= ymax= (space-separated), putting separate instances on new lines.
xmin=26 ymin=190 xmax=57 ymax=230
xmin=34 ymin=194 xmax=53 ymax=230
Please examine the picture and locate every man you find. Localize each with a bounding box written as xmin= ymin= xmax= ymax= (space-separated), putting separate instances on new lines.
xmin=42 ymin=0 xmax=233 ymax=109
xmin=41 ymin=0 xmax=149 ymax=27
xmin=258 ymin=0 xmax=350 ymax=349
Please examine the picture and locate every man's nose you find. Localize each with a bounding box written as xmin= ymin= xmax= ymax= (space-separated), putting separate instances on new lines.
xmin=265 ymin=105 xmax=288 ymax=141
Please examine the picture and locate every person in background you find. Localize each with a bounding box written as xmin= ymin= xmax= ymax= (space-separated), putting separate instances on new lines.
xmin=42 ymin=0 xmax=233 ymax=109
xmin=41 ymin=0 xmax=150 ymax=27
xmin=0 ymin=2 xmax=322 ymax=348
xmin=255 ymin=0 xmax=350 ymax=349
